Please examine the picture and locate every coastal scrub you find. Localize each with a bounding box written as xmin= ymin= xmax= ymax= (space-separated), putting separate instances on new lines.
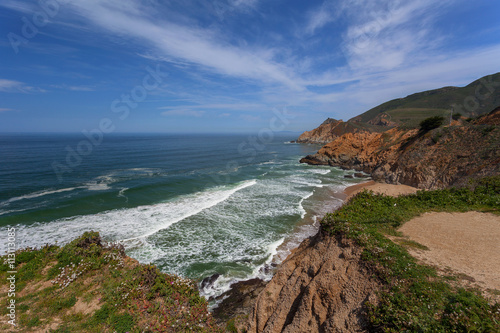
xmin=0 ymin=232 xmax=221 ymax=332
xmin=322 ymin=176 xmax=500 ymax=332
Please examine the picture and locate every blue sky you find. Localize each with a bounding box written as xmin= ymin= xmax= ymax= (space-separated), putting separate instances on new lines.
xmin=0 ymin=0 xmax=499 ymax=133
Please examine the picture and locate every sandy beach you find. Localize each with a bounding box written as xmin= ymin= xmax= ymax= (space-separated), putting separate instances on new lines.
xmin=344 ymin=180 xmax=419 ymax=199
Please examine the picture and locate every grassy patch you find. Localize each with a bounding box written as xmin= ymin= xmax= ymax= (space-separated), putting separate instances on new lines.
xmin=321 ymin=176 xmax=500 ymax=332
xmin=0 ymin=231 xmax=222 ymax=332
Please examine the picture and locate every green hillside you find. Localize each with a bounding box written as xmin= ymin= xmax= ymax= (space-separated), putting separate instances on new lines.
xmin=349 ymin=72 xmax=500 ymax=128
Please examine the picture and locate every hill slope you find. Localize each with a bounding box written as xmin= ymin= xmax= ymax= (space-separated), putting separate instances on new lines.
xmin=349 ymin=72 xmax=500 ymax=128
xmin=296 ymin=118 xmax=383 ymax=144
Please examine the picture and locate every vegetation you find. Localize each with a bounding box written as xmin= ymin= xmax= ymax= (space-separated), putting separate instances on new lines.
xmin=322 ymin=176 xmax=500 ymax=332
xmin=452 ymin=112 xmax=462 ymax=120
xmin=387 ymin=108 xmax=449 ymax=129
xmin=419 ymin=116 xmax=445 ymax=132
xmin=349 ymin=72 xmax=500 ymax=126
xmin=0 ymin=232 xmax=221 ymax=332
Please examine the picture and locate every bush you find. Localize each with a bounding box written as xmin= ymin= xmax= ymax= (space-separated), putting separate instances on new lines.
xmin=419 ymin=116 xmax=445 ymax=132
xmin=452 ymin=112 xmax=462 ymax=120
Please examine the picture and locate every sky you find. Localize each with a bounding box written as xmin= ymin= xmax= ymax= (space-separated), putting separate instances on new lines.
xmin=0 ymin=0 xmax=499 ymax=133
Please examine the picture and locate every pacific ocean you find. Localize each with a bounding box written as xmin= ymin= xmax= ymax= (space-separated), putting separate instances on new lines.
xmin=0 ymin=133 xmax=366 ymax=299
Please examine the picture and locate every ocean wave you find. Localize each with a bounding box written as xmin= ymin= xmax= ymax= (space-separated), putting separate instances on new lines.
xmin=298 ymin=192 xmax=314 ymax=219
xmin=0 ymin=179 xmax=258 ymax=254
xmin=84 ymin=168 xmax=164 ymax=191
xmin=0 ymin=187 xmax=78 ymax=207
xmin=306 ymin=168 xmax=331 ymax=175
xmin=200 ymin=237 xmax=285 ymax=302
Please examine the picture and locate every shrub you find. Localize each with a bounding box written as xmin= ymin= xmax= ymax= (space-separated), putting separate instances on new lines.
xmin=419 ymin=116 xmax=445 ymax=132
xmin=451 ymin=112 xmax=462 ymax=120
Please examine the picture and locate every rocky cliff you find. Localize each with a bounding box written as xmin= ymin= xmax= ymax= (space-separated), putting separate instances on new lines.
xmin=243 ymin=231 xmax=379 ymax=333
xmin=296 ymin=118 xmax=376 ymax=144
xmin=300 ymin=109 xmax=500 ymax=189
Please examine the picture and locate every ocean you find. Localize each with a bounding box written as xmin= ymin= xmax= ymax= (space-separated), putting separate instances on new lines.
xmin=0 ymin=133 xmax=366 ymax=299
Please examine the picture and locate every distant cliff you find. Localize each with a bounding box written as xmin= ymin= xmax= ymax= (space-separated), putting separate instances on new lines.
xmin=296 ymin=118 xmax=377 ymax=144
xmin=300 ymin=108 xmax=500 ymax=189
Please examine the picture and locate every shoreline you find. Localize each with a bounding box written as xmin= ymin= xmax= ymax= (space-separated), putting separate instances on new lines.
xmin=281 ymin=180 xmax=418 ymax=259
xmin=212 ymin=179 xmax=420 ymax=318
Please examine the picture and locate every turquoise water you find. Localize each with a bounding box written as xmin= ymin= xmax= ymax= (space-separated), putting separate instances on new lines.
xmin=0 ymin=133 xmax=366 ymax=298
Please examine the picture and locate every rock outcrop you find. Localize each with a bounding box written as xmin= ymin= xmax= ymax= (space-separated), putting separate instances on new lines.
xmin=301 ymin=109 xmax=500 ymax=189
xmin=297 ymin=118 xmax=372 ymax=144
xmin=243 ymin=231 xmax=379 ymax=333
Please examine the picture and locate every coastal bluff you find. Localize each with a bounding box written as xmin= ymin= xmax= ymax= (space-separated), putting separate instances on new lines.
xmin=300 ymin=108 xmax=500 ymax=190
xmin=296 ymin=118 xmax=372 ymax=144
xmin=244 ymin=231 xmax=379 ymax=333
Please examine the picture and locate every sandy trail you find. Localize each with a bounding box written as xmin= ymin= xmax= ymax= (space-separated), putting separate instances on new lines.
xmin=399 ymin=211 xmax=500 ymax=294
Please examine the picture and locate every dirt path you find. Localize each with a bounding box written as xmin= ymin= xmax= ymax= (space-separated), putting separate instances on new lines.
xmin=399 ymin=211 xmax=500 ymax=300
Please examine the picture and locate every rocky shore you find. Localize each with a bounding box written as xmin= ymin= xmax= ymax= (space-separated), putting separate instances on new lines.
xmin=212 ymin=181 xmax=419 ymax=332
xmin=214 ymin=219 xmax=380 ymax=333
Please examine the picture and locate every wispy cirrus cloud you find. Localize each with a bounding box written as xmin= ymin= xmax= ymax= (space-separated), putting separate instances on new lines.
xmin=159 ymin=103 xmax=263 ymax=111
xmin=340 ymin=0 xmax=452 ymax=71
xmin=0 ymin=79 xmax=43 ymax=93
xmin=304 ymin=1 xmax=338 ymax=35
xmin=0 ymin=79 xmax=24 ymax=92
xmin=1 ymin=0 xmax=498 ymax=131
xmin=54 ymin=1 xmax=303 ymax=90
xmin=159 ymin=102 xmax=264 ymax=118
xmin=0 ymin=108 xmax=14 ymax=112
xmin=49 ymin=84 xmax=95 ymax=92
xmin=161 ymin=109 xmax=205 ymax=117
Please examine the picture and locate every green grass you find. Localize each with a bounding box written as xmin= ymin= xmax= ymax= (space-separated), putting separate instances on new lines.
xmin=321 ymin=176 xmax=500 ymax=332
xmin=349 ymin=72 xmax=500 ymax=124
xmin=0 ymin=232 xmax=222 ymax=332
xmin=386 ymin=108 xmax=449 ymax=128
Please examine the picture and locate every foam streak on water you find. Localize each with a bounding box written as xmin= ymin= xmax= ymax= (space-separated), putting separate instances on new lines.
xmin=1 ymin=180 xmax=256 ymax=252
xmin=0 ymin=133 xmax=366 ymax=301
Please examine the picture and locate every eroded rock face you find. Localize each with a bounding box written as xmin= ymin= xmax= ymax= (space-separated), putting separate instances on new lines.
xmin=244 ymin=231 xmax=379 ymax=333
xmin=297 ymin=118 xmax=368 ymax=144
xmin=300 ymin=109 xmax=500 ymax=190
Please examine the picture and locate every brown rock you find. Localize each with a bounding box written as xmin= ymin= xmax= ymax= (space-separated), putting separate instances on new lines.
xmin=300 ymin=108 xmax=500 ymax=189
xmin=296 ymin=118 xmax=368 ymax=144
xmin=213 ymin=278 xmax=267 ymax=327
xmin=243 ymin=231 xmax=380 ymax=333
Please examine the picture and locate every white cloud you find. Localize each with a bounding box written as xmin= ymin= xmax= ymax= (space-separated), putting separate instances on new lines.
xmin=0 ymin=0 xmax=498 ymax=126
xmin=159 ymin=103 xmax=262 ymax=111
xmin=340 ymin=0 xmax=451 ymax=71
xmin=0 ymin=108 xmax=14 ymax=112
xmin=240 ymin=114 xmax=261 ymax=122
xmin=55 ymin=1 xmax=302 ymax=90
xmin=304 ymin=2 xmax=337 ymax=35
xmin=0 ymin=79 xmax=43 ymax=93
xmin=0 ymin=79 xmax=24 ymax=92
xmin=49 ymin=84 xmax=95 ymax=92
xmin=161 ymin=109 xmax=205 ymax=117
